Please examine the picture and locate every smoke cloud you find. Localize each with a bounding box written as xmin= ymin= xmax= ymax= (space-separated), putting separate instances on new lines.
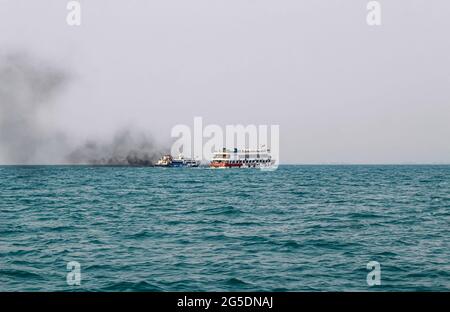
xmin=0 ymin=52 xmax=69 ymax=164
xmin=67 ymin=130 xmax=161 ymax=166
xmin=0 ymin=52 xmax=163 ymax=165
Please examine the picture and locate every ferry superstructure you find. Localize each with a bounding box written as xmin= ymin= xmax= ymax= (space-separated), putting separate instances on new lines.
xmin=209 ymin=148 xmax=275 ymax=169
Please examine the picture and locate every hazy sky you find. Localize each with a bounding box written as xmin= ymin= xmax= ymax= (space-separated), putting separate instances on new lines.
xmin=0 ymin=0 xmax=449 ymax=164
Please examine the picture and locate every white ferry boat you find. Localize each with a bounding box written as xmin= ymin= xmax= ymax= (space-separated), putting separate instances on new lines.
xmin=155 ymin=154 xmax=200 ymax=167
xmin=209 ymin=148 xmax=275 ymax=169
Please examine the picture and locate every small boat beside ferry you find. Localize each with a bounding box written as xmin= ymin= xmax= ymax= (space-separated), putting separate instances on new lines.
xmin=209 ymin=148 xmax=275 ymax=169
xmin=155 ymin=154 xmax=200 ymax=167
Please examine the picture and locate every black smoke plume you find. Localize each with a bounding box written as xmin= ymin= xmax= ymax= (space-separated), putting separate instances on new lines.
xmin=0 ymin=52 xmax=69 ymax=164
xmin=0 ymin=52 xmax=163 ymax=165
xmin=67 ymin=130 xmax=161 ymax=166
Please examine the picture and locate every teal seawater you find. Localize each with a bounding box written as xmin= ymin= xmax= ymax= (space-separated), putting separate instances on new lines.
xmin=0 ymin=165 xmax=449 ymax=291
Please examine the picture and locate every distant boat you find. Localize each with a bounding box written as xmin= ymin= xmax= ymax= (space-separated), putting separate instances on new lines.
xmin=155 ymin=154 xmax=200 ymax=167
xmin=209 ymin=147 xmax=275 ymax=169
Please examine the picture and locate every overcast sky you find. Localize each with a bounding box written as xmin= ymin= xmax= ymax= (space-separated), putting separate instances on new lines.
xmin=0 ymin=0 xmax=449 ymax=164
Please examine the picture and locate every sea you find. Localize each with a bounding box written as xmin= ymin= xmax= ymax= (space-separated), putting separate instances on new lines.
xmin=0 ymin=165 xmax=449 ymax=291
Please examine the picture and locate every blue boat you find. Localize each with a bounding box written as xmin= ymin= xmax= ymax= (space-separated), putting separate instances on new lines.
xmin=155 ymin=154 xmax=200 ymax=167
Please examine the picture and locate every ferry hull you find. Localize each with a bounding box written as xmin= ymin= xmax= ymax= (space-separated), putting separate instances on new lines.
xmin=209 ymin=162 xmax=242 ymax=168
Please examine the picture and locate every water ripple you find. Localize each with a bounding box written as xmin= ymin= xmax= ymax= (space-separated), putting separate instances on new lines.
xmin=0 ymin=165 xmax=449 ymax=291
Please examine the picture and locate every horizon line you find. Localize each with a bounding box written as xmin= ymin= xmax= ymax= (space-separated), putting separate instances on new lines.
xmin=1 ymin=163 xmax=450 ymax=166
